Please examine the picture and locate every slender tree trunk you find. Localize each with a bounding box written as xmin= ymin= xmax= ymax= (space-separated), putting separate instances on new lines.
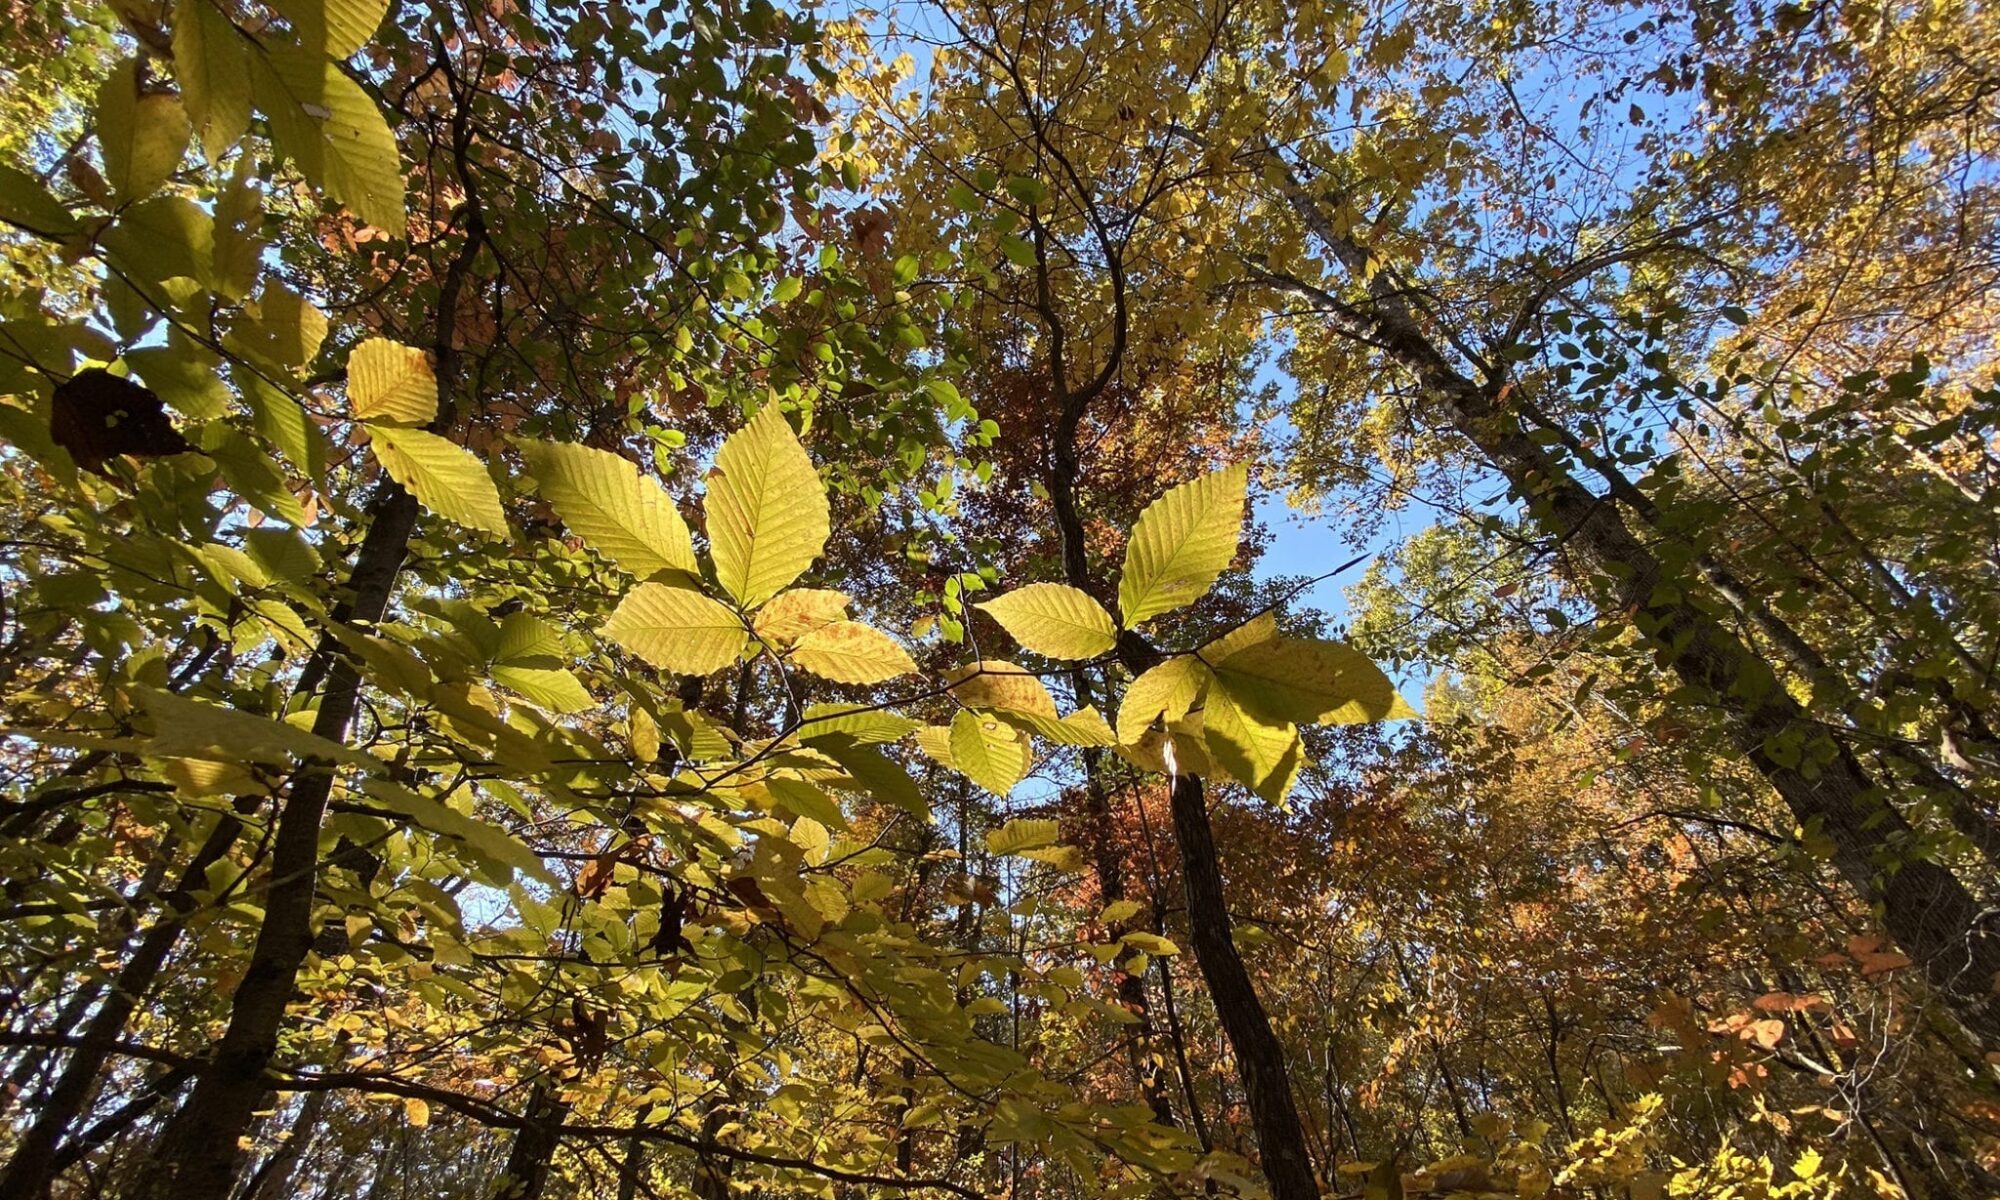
xmin=1079 ymin=745 xmax=1178 ymax=1126
xmin=0 ymin=807 xmax=248 ymax=1198
xmin=1038 ymin=234 xmax=1321 ymax=1194
xmin=1268 ymin=160 xmax=2000 ymax=1045
xmin=123 ymin=486 xmax=422 ymax=1200
xmin=239 ymin=1089 xmax=330 ymax=1200
xmin=1161 ymin=771 xmax=1321 ymax=1200
xmin=491 ymin=1084 xmax=571 ymax=1200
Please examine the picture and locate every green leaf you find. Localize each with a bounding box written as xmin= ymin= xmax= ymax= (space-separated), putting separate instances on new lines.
xmin=249 ymin=40 xmax=406 ymax=236
xmin=1121 ymin=932 xmax=1180 ymax=956
xmin=521 ymin=441 xmax=696 ymax=579
xmin=1210 ymin=635 xmax=1397 ymax=726
xmin=798 ymin=704 xmax=918 ymax=745
xmin=1115 ymin=655 xmax=1209 ymax=745
xmin=601 ymin=583 xmax=746 ymax=675
xmin=986 ymin=816 xmax=1059 ymax=855
xmin=0 ymin=164 xmax=77 ymax=235
xmin=1202 ymin=686 xmax=1303 ymax=805
xmin=136 ymin=685 xmax=375 ymax=769
xmin=242 ymin=374 xmax=327 ymax=482
xmin=348 ymin=337 xmax=436 ymax=426
xmin=368 ymin=425 xmax=507 ymax=534
xmin=491 ymin=664 xmax=592 ymax=714
xmin=196 ymin=425 xmax=309 ymax=525
xmin=995 ymin=706 xmax=1117 ymax=747
xmin=97 ymin=59 xmax=191 ymax=204
xmin=361 ymin=779 xmax=552 ymax=885
xmin=126 ymin=348 xmax=229 ymax=421
xmin=658 ymin=706 xmax=732 ymax=761
xmin=998 ymin=234 xmax=1037 ymax=268
xmin=1117 ymin=464 xmax=1247 ymax=625
xmin=976 ymin=583 xmax=1117 ymax=659
xmin=270 ymin=0 xmax=393 ymax=58
xmin=815 ymin=736 xmax=928 ymax=819
xmin=173 ymin=1 xmax=251 ymax=160
xmin=949 ymin=709 xmax=1031 ymax=795
xmin=99 ymin=196 xmax=215 ymax=289
xmin=705 ymin=403 xmax=828 ymax=606
xmin=229 ymin=281 xmax=328 ymax=368
xmin=790 ymin=620 xmax=916 ymax=684
xmin=765 ymin=777 xmax=847 ymax=829
xmin=494 ymin=612 xmax=565 ymax=662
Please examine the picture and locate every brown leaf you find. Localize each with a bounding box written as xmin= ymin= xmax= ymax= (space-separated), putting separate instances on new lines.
xmin=574 ymin=851 xmax=617 ymax=899
xmin=50 ymin=368 xmax=193 ymax=475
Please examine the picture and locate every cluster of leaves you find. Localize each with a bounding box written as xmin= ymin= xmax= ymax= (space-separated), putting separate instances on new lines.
xmin=4 ymin=0 xmax=1999 ymax=1197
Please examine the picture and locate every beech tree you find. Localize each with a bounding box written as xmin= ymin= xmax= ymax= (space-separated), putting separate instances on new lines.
xmin=2 ymin=0 xmax=1997 ymax=1197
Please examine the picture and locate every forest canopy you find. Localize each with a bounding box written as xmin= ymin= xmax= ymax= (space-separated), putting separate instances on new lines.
xmin=0 ymin=0 xmax=1996 ymax=1197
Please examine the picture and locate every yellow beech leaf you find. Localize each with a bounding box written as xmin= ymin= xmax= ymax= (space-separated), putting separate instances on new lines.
xmin=601 ymin=583 xmax=746 ymax=675
xmin=368 ymin=426 xmax=507 ymax=535
xmin=943 ymin=659 xmax=1057 ymax=717
xmin=705 ymin=404 xmax=828 ymax=607
xmin=1196 ymin=611 xmax=1278 ymax=662
xmin=98 ymin=59 xmax=191 ymax=204
xmin=173 ymin=2 xmax=251 ymax=161
xmin=1211 ymin=635 xmax=1397 ymax=726
xmin=1118 ymin=464 xmax=1247 ymax=625
xmin=754 ymin=588 xmax=850 ymax=643
xmin=521 ymin=441 xmax=697 ymax=579
xmin=790 ymin=620 xmax=917 ymax=684
xmin=948 ymin=710 xmax=1031 ymax=794
xmin=1116 ymin=655 xmax=1210 ymax=745
xmin=249 ymin=40 xmax=406 ymax=236
xmin=976 ymin=582 xmax=1117 ymax=659
xmin=1202 ymin=685 xmax=1303 ymax=805
xmin=348 ymin=338 xmax=436 ymax=426
xmin=986 ymin=817 xmax=1059 ymax=854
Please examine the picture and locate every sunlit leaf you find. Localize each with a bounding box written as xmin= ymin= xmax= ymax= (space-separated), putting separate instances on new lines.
xmin=348 ymin=338 xmax=436 ymax=426
xmin=250 ymin=40 xmax=406 ymax=236
xmin=601 ymin=583 xmax=747 ymax=675
xmin=1118 ymin=464 xmax=1247 ymax=625
xmin=706 ymin=403 xmax=828 ymax=607
xmin=173 ymin=2 xmax=251 ymax=160
xmin=1116 ymin=655 xmax=1209 ymax=745
xmin=949 ymin=709 xmax=1031 ymax=794
xmin=986 ymin=817 xmax=1059 ymax=855
xmin=368 ymin=426 xmax=507 ymax=534
xmin=754 ymin=588 xmax=850 ymax=644
xmin=1202 ymin=685 xmax=1303 ymax=805
xmin=790 ymin=621 xmax=917 ymax=684
xmin=270 ymin=0 xmax=393 ymax=58
xmin=97 ymin=59 xmax=191 ymax=204
xmin=943 ymin=659 xmax=1057 ymax=717
xmin=522 ymin=441 xmax=696 ymax=579
xmin=977 ymin=583 xmax=1117 ymax=659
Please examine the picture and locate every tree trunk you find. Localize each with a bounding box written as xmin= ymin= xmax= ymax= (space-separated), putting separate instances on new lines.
xmin=0 ymin=807 xmax=248 ymax=1198
xmin=1269 ymin=160 xmax=2000 ymax=1045
xmin=239 ymin=1088 xmax=330 ymax=1200
xmin=1160 ymin=771 xmax=1321 ymax=1200
xmin=491 ymin=1084 xmax=571 ymax=1200
xmin=123 ymin=486 xmax=421 ymax=1200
